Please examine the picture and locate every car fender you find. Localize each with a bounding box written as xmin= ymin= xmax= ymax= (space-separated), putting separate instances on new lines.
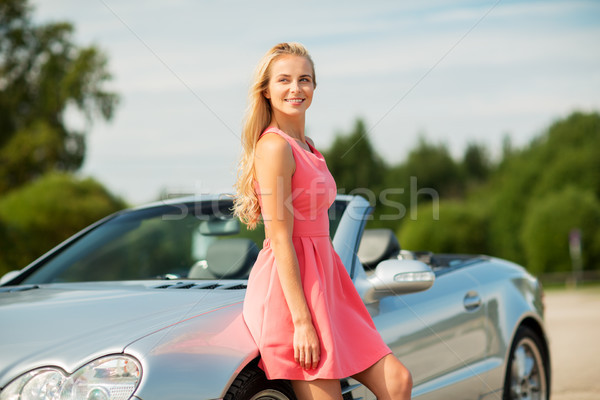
xmin=464 ymin=259 xmax=548 ymax=395
xmin=125 ymin=302 xmax=259 ymax=400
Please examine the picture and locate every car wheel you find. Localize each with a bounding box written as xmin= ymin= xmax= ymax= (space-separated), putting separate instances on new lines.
xmin=224 ymin=366 xmax=296 ymax=400
xmin=503 ymin=326 xmax=549 ymax=400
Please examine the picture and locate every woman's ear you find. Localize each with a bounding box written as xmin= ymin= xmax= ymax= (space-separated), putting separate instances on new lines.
xmin=263 ymin=89 xmax=270 ymax=99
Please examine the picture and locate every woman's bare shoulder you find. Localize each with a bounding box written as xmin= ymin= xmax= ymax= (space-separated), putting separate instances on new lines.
xmin=256 ymin=132 xmax=292 ymax=157
xmin=255 ymin=132 xmax=295 ymax=174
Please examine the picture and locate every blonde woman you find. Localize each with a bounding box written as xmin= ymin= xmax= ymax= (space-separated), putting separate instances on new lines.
xmin=233 ymin=42 xmax=412 ymax=400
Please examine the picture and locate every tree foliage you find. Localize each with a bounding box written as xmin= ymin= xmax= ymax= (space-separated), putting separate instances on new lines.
xmin=322 ymin=119 xmax=388 ymax=194
xmin=0 ymin=172 xmax=126 ymax=275
xmin=329 ymin=111 xmax=600 ymax=275
xmin=398 ymin=200 xmax=489 ymax=255
xmin=462 ymin=142 xmax=491 ymax=184
xmin=487 ymin=111 xmax=600 ymax=264
xmin=0 ymin=0 xmax=119 ymax=192
xmin=403 ymin=137 xmax=464 ymax=198
xmin=400 ymin=111 xmax=600 ymax=273
xmin=520 ymin=186 xmax=600 ymax=275
xmin=322 ymin=121 xmax=474 ymax=229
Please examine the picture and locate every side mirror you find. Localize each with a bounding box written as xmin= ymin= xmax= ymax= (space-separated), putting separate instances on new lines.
xmin=0 ymin=270 xmax=21 ymax=285
xmin=364 ymin=259 xmax=435 ymax=303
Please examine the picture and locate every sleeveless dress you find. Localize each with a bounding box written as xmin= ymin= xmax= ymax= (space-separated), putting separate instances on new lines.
xmin=243 ymin=127 xmax=391 ymax=381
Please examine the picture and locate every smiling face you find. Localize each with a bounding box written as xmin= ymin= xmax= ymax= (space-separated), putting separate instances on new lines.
xmin=264 ymin=55 xmax=315 ymax=119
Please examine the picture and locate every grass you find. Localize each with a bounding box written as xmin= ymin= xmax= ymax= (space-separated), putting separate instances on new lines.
xmin=542 ymin=280 xmax=600 ymax=292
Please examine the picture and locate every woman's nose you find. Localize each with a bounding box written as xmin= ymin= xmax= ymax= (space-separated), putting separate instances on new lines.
xmin=290 ymin=80 xmax=300 ymax=93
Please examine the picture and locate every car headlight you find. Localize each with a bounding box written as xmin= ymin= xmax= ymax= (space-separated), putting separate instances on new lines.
xmin=0 ymin=355 xmax=141 ymax=400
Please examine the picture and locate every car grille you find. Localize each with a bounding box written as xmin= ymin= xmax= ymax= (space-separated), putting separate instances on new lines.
xmin=153 ymin=282 xmax=247 ymax=290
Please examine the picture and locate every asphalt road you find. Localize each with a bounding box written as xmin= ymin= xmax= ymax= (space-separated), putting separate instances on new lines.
xmin=544 ymin=287 xmax=600 ymax=400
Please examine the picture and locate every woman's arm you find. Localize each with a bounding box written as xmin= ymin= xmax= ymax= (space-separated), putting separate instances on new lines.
xmin=254 ymin=132 xmax=320 ymax=370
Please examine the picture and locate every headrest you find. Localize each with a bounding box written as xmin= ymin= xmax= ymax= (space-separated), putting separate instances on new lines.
xmin=206 ymin=238 xmax=259 ymax=279
xmin=357 ymin=229 xmax=401 ymax=269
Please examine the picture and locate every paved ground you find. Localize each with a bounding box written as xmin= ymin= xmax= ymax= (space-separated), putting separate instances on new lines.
xmin=544 ymin=287 xmax=600 ymax=400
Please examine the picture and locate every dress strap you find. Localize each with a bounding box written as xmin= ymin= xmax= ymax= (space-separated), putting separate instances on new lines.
xmin=260 ymin=127 xmax=288 ymax=139
xmin=259 ymin=127 xmax=317 ymax=156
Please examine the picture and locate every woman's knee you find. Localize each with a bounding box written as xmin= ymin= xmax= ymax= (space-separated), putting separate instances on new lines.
xmin=400 ymin=363 xmax=413 ymax=386
xmin=390 ymin=361 xmax=413 ymax=396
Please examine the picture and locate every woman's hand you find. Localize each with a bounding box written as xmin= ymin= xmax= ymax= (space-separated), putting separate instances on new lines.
xmin=293 ymin=321 xmax=320 ymax=369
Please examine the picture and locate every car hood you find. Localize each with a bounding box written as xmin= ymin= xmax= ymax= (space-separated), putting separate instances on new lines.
xmin=0 ymin=282 xmax=246 ymax=387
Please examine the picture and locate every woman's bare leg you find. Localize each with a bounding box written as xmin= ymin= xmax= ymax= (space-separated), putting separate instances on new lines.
xmin=351 ymin=354 xmax=413 ymax=399
xmin=291 ymin=379 xmax=343 ymax=400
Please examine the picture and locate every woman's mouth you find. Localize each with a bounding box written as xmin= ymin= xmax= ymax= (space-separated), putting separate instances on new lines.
xmin=285 ymin=98 xmax=304 ymax=104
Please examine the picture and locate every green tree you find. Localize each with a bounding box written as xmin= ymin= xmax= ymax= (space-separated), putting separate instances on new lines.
xmin=488 ymin=111 xmax=600 ymax=264
xmin=322 ymin=119 xmax=404 ymax=228
xmin=462 ymin=141 xmax=491 ymax=184
xmin=398 ymin=200 xmax=489 ymax=254
xmin=520 ymin=187 xmax=600 ymax=275
xmin=532 ymin=112 xmax=600 ymax=198
xmin=322 ymin=119 xmax=388 ymax=194
xmin=0 ymin=172 xmax=126 ymax=275
xmin=403 ymin=137 xmax=464 ymax=199
xmin=0 ymin=0 xmax=119 ymax=192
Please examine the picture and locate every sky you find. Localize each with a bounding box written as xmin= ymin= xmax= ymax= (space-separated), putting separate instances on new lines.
xmin=32 ymin=0 xmax=600 ymax=205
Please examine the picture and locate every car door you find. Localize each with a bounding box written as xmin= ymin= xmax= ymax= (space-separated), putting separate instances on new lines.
xmin=370 ymin=267 xmax=488 ymax=399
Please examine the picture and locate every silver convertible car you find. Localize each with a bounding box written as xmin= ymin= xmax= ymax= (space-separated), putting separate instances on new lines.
xmin=0 ymin=195 xmax=550 ymax=400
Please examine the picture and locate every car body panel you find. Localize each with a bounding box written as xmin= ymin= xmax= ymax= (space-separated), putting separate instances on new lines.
xmin=0 ymin=282 xmax=247 ymax=387
xmin=125 ymin=301 xmax=258 ymax=400
xmin=373 ymin=266 xmax=487 ymax=398
xmin=463 ymin=259 xmax=548 ymax=399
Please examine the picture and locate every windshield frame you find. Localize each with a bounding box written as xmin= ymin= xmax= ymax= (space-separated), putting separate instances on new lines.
xmin=3 ymin=197 xmax=350 ymax=286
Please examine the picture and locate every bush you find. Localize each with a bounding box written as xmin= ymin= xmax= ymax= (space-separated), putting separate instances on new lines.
xmin=520 ymin=186 xmax=600 ymax=275
xmin=0 ymin=172 xmax=126 ymax=275
xmin=487 ymin=111 xmax=600 ymax=264
xmin=398 ymin=200 xmax=489 ymax=255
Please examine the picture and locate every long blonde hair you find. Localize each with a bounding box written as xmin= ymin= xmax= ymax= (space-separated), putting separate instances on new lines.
xmin=232 ymin=42 xmax=317 ymax=229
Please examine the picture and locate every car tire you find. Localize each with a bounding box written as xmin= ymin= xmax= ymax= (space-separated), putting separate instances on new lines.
xmin=224 ymin=366 xmax=296 ymax=400
xmin=503 ymin=326 xmax=550 ymax=400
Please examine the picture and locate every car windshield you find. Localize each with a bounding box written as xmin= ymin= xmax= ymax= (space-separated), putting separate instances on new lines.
xmin=19 ymin=198 xmax=347 ymax=284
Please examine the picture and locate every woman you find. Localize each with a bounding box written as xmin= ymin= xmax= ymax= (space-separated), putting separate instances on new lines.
xmin=233 ymin=42 xmax=412 ymax=400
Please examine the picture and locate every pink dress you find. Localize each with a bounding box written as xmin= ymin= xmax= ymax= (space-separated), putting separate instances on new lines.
xmin=243 ymin=127 xmax=391 ymax=380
